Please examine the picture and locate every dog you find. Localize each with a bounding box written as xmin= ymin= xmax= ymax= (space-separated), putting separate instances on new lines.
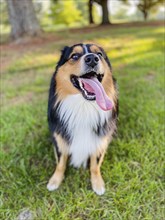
xmin=47 ymin=43 xmax=118 ymax=195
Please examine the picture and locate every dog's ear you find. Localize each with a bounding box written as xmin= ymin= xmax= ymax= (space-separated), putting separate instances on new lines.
xmin=57 ymin=46 xmax=71 ymax=66
xmin=61 ymin=46 xmax=70 ymax=58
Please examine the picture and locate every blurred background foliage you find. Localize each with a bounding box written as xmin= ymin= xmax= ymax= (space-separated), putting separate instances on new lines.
xmin=50 ymin=0 xmax=83 ymax=26
xmin=0 ymin=0 xmax=164 ymax=40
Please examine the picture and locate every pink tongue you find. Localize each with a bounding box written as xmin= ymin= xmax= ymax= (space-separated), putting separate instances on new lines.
xmin=80 ymin=78 xmax=113 ymax=111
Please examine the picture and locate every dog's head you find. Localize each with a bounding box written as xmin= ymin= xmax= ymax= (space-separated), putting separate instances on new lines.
xmin=55 ymin=43 xmax=116 ymax=111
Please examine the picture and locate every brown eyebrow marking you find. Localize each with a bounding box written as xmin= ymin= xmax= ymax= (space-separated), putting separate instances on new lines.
xmin=89 ymin=45 xmax=101 ymax=53
xmin=69 ymin=46 xmax=83 ymax=58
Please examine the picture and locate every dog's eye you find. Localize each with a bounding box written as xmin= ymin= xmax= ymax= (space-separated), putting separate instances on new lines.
xmin=71 ymin=53 xmax=80 ymax=61
xmin=97 ymin=52 xmax=103 ymax=57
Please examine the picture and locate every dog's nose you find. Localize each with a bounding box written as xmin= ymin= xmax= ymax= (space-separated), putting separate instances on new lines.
xmin=84 ymin=54 xmax=99 ymax=68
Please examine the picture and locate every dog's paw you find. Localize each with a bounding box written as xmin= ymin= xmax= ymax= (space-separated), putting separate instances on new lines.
xmin=91 ymin=176 xmax=105 ymax=195
xmin=93 ymin=184 xmax=105 ymax=195
xmin=47 ymin=176 xmax=63 ymax=191
xmin=47 ymin=182 xmax=59 ymax=191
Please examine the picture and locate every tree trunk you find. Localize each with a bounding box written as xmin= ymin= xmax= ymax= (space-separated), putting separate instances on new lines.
xmin=88 ymin=0 xmax=94 ymax=24
xmin=144 ymin=10 xmax=148 ymax=21
xmin=101 ymin=0 xmax=110 ymax=24
xmin=6 ymin=0 xmax=41 ymax=40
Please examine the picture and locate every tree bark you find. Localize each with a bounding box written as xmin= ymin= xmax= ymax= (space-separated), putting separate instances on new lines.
xmin=101 ymin=0 xmax=110 ymax=24
xmin=144 ymin=10 xmax=148 ymax=20
xmin=88 ymin=0 xmax=94 ymax=24
xmin=6 ymin=0 xmax=41 ymax=40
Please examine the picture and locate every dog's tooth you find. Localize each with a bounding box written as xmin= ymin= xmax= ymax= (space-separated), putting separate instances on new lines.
xmin=79 ymin=79 xmax=84 ymax=89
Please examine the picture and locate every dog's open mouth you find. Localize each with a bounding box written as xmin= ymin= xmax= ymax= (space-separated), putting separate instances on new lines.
xmin=71 ymin=71 xmax=113 ymax=111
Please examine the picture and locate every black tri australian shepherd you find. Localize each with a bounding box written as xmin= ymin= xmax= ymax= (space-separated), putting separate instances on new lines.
xmin=47 ymin=43 xmax=118 ymax=195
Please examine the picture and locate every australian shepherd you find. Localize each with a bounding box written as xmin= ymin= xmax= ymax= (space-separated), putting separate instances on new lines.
xmin=47 ymin=43 xmax=118 ymax=195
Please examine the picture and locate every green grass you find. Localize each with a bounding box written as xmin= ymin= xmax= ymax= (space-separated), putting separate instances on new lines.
xmin=0 ymin=25 xmax=164 ymax=220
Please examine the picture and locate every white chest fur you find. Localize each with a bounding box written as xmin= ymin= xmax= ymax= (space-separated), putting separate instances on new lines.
xmin=58 ymin=94 xmax=111 ymax=167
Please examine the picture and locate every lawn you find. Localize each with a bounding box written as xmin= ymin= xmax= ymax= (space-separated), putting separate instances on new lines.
xmin=0 ymin=24 xmax=164 ymax=220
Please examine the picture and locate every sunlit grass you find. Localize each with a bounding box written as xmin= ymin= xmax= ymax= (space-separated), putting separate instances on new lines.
xmin=6 ymin=53 xmax=58 ymax=74
xmin=0 ymin=25 xmax=164 ymax=220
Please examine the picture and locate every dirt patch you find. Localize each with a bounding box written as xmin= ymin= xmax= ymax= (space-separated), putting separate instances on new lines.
xmin=145 ymin=71 xmax=155 ymax=81
xmin=0 ymin=33 xmax=65 ymax=73
xmin=0 ymin=33 xmax=61 ymax=52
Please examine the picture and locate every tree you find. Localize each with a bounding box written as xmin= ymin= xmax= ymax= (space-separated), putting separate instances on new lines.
xmin=136 ymin=0 xmax=164 ymax=20
xmin=94 ymin=0 xmax=110 ymax=24
xmin=88 ymin=0 xmax=94 ymax=24
xmin=6 ymin=0 xmax=41 ymax=40
xmin=100 ymin=0 xmax=110 ymax=24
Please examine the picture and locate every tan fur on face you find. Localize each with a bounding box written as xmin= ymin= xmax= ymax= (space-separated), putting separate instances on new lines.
xmin=102 ymin=59 xmax=117 ymax=108
xmin=56 ymin=44 xmax=117 ymax=107
xmin=69 ymin=46 xmax=83 ymax=59
xmin=55 ymin=65 xmax=80 ymax=101
xmin=56 ymin=46 xmax=84 ymax=101
xmin=89 ymin=44 xmax=101 ymax=54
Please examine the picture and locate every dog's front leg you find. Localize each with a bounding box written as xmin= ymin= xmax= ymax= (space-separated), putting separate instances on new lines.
xmin=47 ymin=153 xmax=68 ymax=191
xmin=90 ymin=151 xmax=105 ymax=195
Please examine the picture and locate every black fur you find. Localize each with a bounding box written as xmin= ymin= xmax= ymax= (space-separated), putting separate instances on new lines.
xmin=96 ymin=154 xmax=102 ymax=164
xmin=52 ymin=137 xmax=61 ymax=161
xmin=48 ymin=72 xmax=72 ymax=146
